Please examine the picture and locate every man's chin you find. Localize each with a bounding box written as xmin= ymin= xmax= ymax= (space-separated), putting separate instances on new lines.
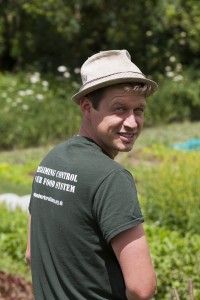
xmin=115 ymin=143 xmax=134 ymax=153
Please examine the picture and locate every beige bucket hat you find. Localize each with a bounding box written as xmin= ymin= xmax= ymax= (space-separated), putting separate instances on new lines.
xmin=72 ymin=49 xmax=158 ymax=104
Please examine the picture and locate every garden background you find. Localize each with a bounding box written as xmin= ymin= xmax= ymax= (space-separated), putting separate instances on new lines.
xmin=0 ymin=0 xmax=200 ymax=299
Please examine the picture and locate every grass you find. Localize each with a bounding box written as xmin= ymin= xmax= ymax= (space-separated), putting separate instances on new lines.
xmin=0 ymin=121 xmax=200 ymax=195
xmin=118 ymin=121 xmax=200 ymax=164
xmin=0 ymin=144 xmax=55 ymax=195
xmin=0 ymin=121 xmax=200 ymax=297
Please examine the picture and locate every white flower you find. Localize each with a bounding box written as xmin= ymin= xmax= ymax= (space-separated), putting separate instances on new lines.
xmin=12 ymin=102 xmax=17 ymax=107
xmin=74 ymin=68 xmax=80 ymax=74
xmin=22 ymin=104 xmax=29 ymax=110
xmin=26 ymin=89 xmax=34 ymax=95
xmin=180 ymin=31 xmax=186 ymax=37
xmin=36 ymin=94 xmax=44 ymax=100
xmin=175 ymin=63 xmax=182 ymax=72
xmin=57 ymin=65 xmax=67 ymax=72
xmin=30 ymin=72 xmax=40 ymax=84
xmin=16 ymin=98 xmax=22 ymax=103
xmin=146 ymin=30 xmax=153 ymax=37
xmin=63 ymin=71 xmax=71 ymax=78
xmin=169 ymin=56 xmax=176 ymax=62
xmin=18 ymin=90 xmax=26 ymax=96
xmin=2 ymin=92 xmax=7 ymax=98
xmin=42 ymin=80 xmax=49 ymax=87
xmin=173 ymin=75 xmax=184 ymax=82
xmin=6 ymin=98 xmax=12 ymax=103
xmin=165 ymin=66 xmax=171 ymax=72
xmin=166 ymin=71 xmax=174 ymax=77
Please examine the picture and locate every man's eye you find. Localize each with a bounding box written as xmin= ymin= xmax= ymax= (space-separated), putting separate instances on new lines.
xmin=115 ymin=107 xmax=127 ymax=112
xmin=135 ymin=108 xmax=145 ymax=114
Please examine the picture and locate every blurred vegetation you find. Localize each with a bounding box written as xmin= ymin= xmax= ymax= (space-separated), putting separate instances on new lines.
xmin=146 ymin=223 xmax=200 ymax=300
xmin=0 ymin=1 xmax=200 ymax=299
xmin=0 ymin=72 xmax=81 ymax=149
xmin=0 ymin=123 xmax=200 ymax=299
xmin=134 ymin=146 xmax=200 ymax=234
xmin=1 ymin=206 xmax=200 ymax=299
xmin=0 ymin=0 xmax=199 ymax=150
xmin=0 ymin=203 xmax=31 ymax=279
xmin=0 ymin=71 xmax=199 ymax=150
xmin=0 ymin=0 xmax=199 ymax=75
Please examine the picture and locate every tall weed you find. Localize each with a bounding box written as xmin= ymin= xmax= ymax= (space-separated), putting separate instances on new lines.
xmin=134 ymin=145 xmax=200 ymax=234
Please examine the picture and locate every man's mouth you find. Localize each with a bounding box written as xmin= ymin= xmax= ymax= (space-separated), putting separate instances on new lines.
xmin=118 ymin=132 xmax=136 ymax=142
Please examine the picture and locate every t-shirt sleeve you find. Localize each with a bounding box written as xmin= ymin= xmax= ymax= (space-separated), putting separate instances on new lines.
xmin=28 ymin=192 xmax=34 ymax=214
xmin=92 ymin=169 xmax=144 ymax=243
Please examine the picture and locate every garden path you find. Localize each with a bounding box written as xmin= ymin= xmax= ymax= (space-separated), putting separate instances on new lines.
xmin=0 ymin=194 xmax=30 ymax=212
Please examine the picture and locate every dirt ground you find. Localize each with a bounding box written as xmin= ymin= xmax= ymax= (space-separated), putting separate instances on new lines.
xmin=0 ymin=271 xmax=34 ymax=300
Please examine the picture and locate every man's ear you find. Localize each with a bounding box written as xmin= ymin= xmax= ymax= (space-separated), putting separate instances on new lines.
xmin=80 ymin=97 xmax=92 ymax=119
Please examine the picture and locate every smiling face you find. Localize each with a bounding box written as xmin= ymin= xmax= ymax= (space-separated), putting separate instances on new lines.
xmin=79 ymin=85 xmax=146 ymax=158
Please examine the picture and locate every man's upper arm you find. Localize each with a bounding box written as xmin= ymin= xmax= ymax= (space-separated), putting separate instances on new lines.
xmin=111 ymin=224 xmax=156 ymax=300
xmin=26 ymin=213 xmax=31 ymax=265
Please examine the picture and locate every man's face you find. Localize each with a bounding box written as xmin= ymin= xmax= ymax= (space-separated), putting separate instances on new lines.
xmin=87 ymin=85 xmax=146 ymax=158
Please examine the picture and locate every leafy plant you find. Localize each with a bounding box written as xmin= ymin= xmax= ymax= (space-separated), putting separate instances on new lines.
xmin=1 ymin=202 xmax=200 ymax=300
xmin=0 ymin=204 xmax=30 ymax=278
xmin=145 ymin=223 xmax=200 ymax=300
xmin=134 ymin=145 xmax=200 ymax=234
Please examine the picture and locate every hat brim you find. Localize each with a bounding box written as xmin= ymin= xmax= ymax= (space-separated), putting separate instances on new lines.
xmin=72 ymin=73 xmax=158 ymax=104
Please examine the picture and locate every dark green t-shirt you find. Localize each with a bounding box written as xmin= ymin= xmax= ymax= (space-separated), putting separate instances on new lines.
xmin=29 ymin=136 xmax=144 ymax=300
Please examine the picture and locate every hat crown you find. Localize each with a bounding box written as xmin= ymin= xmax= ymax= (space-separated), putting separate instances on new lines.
xmin=81 ymin=50 xmax=142 ymax=85
xmin=72 ymin=49 xmax=158 ymax=103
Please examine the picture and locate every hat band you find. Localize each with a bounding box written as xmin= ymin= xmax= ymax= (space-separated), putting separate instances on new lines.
xmin=81 ymin=71 xmax=146 ymax=91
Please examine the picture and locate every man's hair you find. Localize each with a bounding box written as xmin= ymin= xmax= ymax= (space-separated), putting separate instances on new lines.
xmin=86 ymin=82 xmax=152 ymax=109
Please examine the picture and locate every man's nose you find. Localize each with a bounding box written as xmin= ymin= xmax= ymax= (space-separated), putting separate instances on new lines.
xmin=123 ymin=112 xmax=137 ymax=128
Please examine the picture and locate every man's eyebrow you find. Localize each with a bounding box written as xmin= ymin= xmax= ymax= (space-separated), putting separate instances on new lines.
xmin=110 ymin=99 xmax=147 ymax=108
xmin=111 ymin=100 xmax=125 ymax=105
xmin=140 ymin=103 xmax=147 ymax=109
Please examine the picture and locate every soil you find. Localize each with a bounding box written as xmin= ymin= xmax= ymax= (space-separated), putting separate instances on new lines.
xmin=0 ymin=271 xmax=34 ymax=300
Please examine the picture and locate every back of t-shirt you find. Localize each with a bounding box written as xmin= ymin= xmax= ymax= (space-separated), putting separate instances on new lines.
xmin=29 ymin=136 xmax=143 ymax=300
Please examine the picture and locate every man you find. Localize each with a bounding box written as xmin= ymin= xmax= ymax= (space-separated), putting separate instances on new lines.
xmin=26 ymin=49 xmax=158 ymax=300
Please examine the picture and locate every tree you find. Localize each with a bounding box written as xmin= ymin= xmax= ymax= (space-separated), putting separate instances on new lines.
xmin=0 ymin=0 xmax=199 ymax=75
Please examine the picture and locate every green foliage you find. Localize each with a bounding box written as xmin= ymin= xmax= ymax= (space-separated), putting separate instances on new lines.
xmin=0 ymin=71 xmax=199 ymax=150
xmin=0 ymin=123 xmax=200 ymax=296
xmin=146 ymin=223 xmax=200 ymax=300
xmin=0 ymin=72 xmax=81 ymax=149
xmin=0 ymin=0 xmax=199 ymax=74
xmin=0 ymin=204 xmax=30 ymax=278
xmin=134 ymin=145 xmax=200 ymax=234
xmin=0 ymin=162 xmax=37 ymax=195
xmin=146 ymin=69 xmax=200 ymax=124
xmin=1 ymin=202 xmax=200 ymax=299
xmin=0 ymin=144 xmax=54 ymax=194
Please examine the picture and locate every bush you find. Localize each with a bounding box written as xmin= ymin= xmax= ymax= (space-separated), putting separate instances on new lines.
xmin=0 ymin=69 xmax=200 ymax=150
xmin=0 ymin=72 xmax=81 ymax=150
xmin=134 ymin=145 xmax=200 ymax=234
xmin=146 ymin=223 xmax=200 ymax=300
xmin=145 ymin=69 xmax=200 ymax=125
